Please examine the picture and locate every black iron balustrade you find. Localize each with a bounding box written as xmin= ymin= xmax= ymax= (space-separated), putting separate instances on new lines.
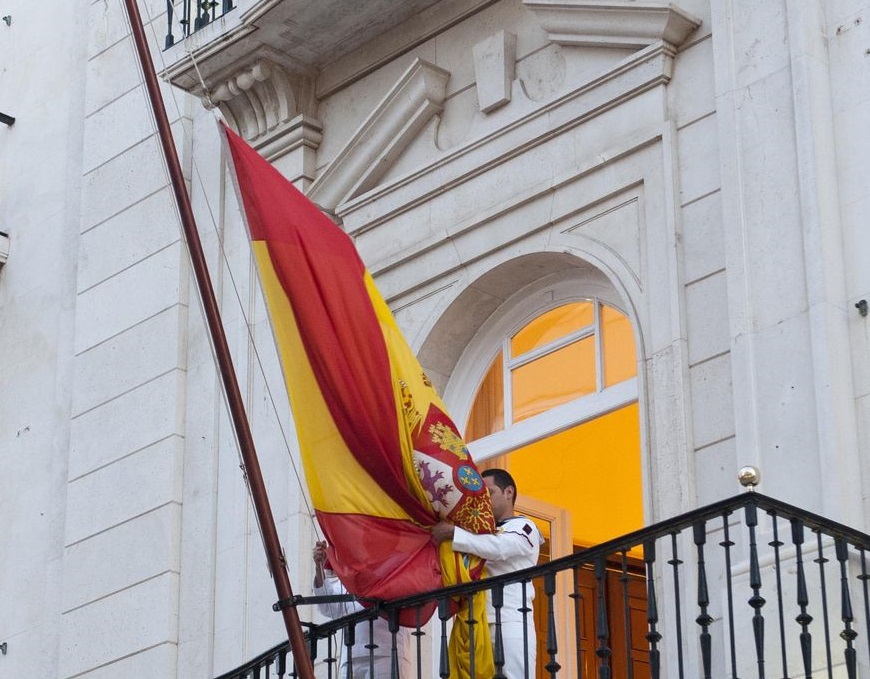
xmin=214 ymin=493 xmax=870 ymax=679
xmin=164 ymin=0 xmax=235 ymax=49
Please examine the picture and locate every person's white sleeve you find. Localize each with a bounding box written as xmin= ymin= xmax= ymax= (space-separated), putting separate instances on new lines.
xmin=451 ymin=518 xmax=538 ymax=561
xmin=313 ymin=572 xmax=363 ymax=618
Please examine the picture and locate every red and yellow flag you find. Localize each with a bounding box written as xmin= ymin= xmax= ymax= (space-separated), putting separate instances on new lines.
xmin=220 ymin=124 xmax=495 ymax=632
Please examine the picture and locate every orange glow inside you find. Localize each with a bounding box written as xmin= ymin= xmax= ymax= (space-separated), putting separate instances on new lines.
xmin=511 ymin=336 xmax=595 ymax=422
xmin=508 ymin=403 xmax=643 ymax=546
xmin=602 ymin=304 xmax=636 ymax=387
xmin=465 ymin=351 xmax=504 ymax=442
xmin=464 ymin=301 xmax=642 ymax=549
xmin=510 ymin=302 xmax=594 ymax=357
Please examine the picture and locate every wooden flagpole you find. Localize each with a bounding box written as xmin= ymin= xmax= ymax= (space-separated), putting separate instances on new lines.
xmin=121 ymin=2 xmax=315 ymax=676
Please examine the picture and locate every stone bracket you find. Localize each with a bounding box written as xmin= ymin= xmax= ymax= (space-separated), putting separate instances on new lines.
xmin=473 ymin=30 xmax=517 ymax=114
xmin=206 ymin=58 xmax=320 ymax=154
xmin=523 ymin=0 xmax=701 ymax=50
xmin=307 ymin=58 xmax=450 ymax=212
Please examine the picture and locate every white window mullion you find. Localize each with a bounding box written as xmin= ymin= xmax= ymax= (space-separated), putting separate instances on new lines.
xmin=506 ymin=325 xmax=595 ymax=371
xmin=594 ymin=299 xmax=603 ymax=393
xmin=503 ymin=336 xmax=514 ymax=427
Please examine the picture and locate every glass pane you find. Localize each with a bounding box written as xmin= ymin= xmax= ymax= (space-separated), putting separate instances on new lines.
xmin=601 ymin=304 xmax=636 ymax=387
xmin=512 ymin=336 xmax=595 ymax=422
xmin=511 ymin=301 xmax=594 ymax=358
xmin=464 ymin=352 xmax=504 ymax=442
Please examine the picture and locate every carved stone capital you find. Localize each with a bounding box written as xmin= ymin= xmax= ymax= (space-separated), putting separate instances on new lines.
xmin=205 ymin=58 xmax=321 ymax=151
xmin=524 ymin=0 xmax=701 ymax=50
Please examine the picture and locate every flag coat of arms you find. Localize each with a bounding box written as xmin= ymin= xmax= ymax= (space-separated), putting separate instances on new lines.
xmin=220 ymin=123 xmax=495 ymax=632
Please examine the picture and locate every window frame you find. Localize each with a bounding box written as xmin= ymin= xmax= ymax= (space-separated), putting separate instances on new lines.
xmin=445 ymin=277 xmax=639 ymax=465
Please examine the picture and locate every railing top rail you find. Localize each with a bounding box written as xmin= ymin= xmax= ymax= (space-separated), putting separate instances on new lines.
xmin=335 ymin=492 xmax=870 ymax=615
xmin=214 ymin=491 xmax=870 ymax=679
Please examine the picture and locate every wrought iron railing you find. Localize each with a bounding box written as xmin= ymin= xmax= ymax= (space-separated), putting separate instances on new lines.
xmin=215 ymin=492 xmax=870 ymax=679
xmin=164 ymin=0 xmax=235 ymax=49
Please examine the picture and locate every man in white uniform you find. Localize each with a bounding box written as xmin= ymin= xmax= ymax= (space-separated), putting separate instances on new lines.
xmin=312 ymin=541 xmax=411 ymax=678
xmin=431 ymin=468 xmax=544 ymax=679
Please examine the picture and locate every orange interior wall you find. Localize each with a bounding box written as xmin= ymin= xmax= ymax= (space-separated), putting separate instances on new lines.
xmin=507 ymin=403 xmax=643 ymax=547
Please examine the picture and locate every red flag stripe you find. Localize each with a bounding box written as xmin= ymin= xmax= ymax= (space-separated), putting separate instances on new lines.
xmin=223 ymin=123 xmax=429 ymax=524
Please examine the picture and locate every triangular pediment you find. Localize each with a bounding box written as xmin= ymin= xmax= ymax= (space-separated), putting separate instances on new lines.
xmin=306 ymin=1 xmax=699 ymax=215
xmin=306 ymin=58 xmax=450 ymax=213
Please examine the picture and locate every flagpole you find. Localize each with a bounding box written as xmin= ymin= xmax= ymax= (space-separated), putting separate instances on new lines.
xmin=121 ymin=2 xmax=315 ymax=676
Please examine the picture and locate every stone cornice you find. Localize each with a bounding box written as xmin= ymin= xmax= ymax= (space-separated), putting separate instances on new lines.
xmin=338 ymin=41 xmax=674 ymax=234
xmin=201 ymin=58 xmax=322 ymax=164
xmin=306 ymin=58 xmax=450 ymax=212
xmin=256 ymin=114 xmax=323 ymax=164
xmin=523 ymin=0 xmax=701 ymax=49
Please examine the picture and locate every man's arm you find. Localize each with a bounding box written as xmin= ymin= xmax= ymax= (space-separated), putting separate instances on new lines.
xmin=312 ymin=541 xmax=363 ymax=617
xmin=432 ymin=518 xmax=538 ymax=561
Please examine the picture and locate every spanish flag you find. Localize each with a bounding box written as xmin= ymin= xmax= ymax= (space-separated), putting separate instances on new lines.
xmin=220 ymin=123 xmax=495 ymax=642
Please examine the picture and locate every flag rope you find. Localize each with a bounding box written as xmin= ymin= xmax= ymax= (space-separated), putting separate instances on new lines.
xmin=129 ymin=3 xmax=323 ymax=548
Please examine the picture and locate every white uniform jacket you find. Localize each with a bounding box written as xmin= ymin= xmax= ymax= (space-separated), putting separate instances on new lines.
xmin=313 ymin=572 xmax=396 ymax=660
xmin=451 ymin=515 xmax=544 ymax=624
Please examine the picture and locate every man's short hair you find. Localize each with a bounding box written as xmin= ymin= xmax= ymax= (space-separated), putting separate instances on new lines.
xmin=482 ymin=468 xmax=517 ymax=503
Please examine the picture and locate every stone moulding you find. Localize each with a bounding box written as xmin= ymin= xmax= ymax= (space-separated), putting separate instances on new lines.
xmin=473 ymin=30 xmax=518 ymax=114
xmin=0 ymin=231 xmax=8 ymax=267
xmin=339 ymin=41 xmax=674 ymax=235
xmin=523 ymin=0 xmax=701 ymax=50
xmin=256 ymin=114 xmax=323 ymax=164
xmin=306 ymin=58 xmax=450 ymax=213
xmin=205 ymin=58 xmax=318 ymax=146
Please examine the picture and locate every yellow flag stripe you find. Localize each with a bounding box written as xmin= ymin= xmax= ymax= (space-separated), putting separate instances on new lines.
xmin=254 ymin=242 xmax=409 ymax=519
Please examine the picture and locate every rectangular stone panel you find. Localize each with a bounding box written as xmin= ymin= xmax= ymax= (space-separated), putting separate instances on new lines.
xmin=681 ymin=190 xmax=724 ymax=284
xmin=80 ymin=135 xmax=170 ymax=232
xmin=83 ymin=87 xmax=156 ymax=174
xmin=78 ymin=187 xmax=180 ymax=290
xmin=677 ymin=114 xmax=720 ymax=206
xmin=669 ymin=35 xmax=715 ymax=127
xmin=693 ymin=435 xmax=738 ymax=504
xmin=72 ymin=306 xmax=184 ymax=415
xmin=689 ymin=352 xmax=735 ymax=449
xmin=63 ymin=503 xmax=181 ymax=612
xmin=65 ymin=437 xmax=182 ymax=545
xmin=69 ymin=370 xmax=183 ymax=479
xmin=74 ymin=244 xmax=184 ymax=353
xmin=59 ymin=574 xmax=179 ymax=678
xmin=85 ymin=36 xmax=141 ymax=116
xmin=685 ymin=271 xmax=730 ymax=366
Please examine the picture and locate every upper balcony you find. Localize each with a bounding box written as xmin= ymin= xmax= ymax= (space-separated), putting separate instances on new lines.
xmin=160 ymin=0 xmax=467 ymax=99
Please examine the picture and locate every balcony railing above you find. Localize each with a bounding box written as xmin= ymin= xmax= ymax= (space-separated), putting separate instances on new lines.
xmin=164 ymin=0 xmax=235 ymax=49
xmin=215 ymin=492 xmax=870 ymax=679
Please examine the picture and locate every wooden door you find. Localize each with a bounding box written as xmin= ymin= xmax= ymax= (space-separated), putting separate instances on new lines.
xmin=574 ymin=560 xmax=649 ymax=679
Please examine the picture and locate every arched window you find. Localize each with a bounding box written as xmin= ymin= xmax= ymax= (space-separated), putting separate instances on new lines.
xmin=457 ymin=295 xmax=643 ymax=679
xmin=465 ymin=299 xmax=636 ymax=442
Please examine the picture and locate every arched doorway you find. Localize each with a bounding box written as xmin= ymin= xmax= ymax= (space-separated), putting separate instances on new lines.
xmin=439 ymin=257 xmax=645 ymax=679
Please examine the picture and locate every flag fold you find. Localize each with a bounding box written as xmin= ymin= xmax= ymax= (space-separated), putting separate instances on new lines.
xmin=220 ymin=123 xmax=495 ymax=635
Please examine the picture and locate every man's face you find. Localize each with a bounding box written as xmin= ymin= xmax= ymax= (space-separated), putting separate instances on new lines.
xmin=485 ymin=476 xmax=513 ymax=522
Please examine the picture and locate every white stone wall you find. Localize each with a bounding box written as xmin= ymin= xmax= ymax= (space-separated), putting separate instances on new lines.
xmin=0 ymin=2 xmax=87 ymax=678
xmin=712 ymin=0 xmax=867 ymax=523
